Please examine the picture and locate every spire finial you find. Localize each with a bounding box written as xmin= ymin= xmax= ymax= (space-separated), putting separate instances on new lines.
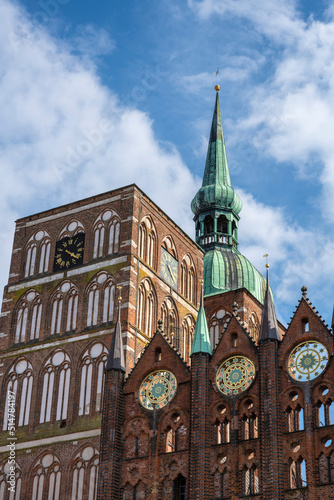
xmin=301 ymin=286 xmax=307 ymax=299
xmin=263 ymin=253 xmax=269 ymax=269
xmin=215 ymin=67 xmax=220 ymax=92
xmin=117 ymin=285 xmax=123 ymax=302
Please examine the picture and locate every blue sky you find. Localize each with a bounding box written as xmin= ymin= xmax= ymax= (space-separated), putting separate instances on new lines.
xmin=1 ymin=0 xmax=334 ymax=327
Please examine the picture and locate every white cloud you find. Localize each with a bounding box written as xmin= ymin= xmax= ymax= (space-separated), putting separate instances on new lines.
xmin=0 ymin=0 xmax=199 ymax=296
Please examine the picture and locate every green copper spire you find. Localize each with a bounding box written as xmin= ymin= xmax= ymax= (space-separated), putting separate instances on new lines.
xmin=191 ymin=88 xmax=268 ymax=305
xmin=191 ymin=90 xmax=242 ymax=251
xmin=191 ymin=284 xmax=212 ymax=356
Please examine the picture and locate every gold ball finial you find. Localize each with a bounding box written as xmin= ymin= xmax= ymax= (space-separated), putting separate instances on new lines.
xmin=215 ymin=84 xmax=220 ymax=91
xmin=265 ymin=264 xmax=269 ymax=268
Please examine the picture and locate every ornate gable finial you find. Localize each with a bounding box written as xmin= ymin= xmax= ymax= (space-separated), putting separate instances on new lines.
xmin=301 ymin=286 xmax=308 ymax=299
xmin=232 ymin=302 xmax=238 ymax=316
xmin=157 ymin=319 xmax=163 ymax=333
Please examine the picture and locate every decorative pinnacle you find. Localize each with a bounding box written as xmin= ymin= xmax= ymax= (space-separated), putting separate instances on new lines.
xmin=263 ymin=253 xmax=269 ymax=269
xmin=157 ymin=319 xmax=163 ymax=333
xmin=301 ymin=286 xmax=307 ymax=299
xmin=215 ymin=67 xmax=220 ymax=91
xmin=232 ymin=302 xmax=238 ymax=316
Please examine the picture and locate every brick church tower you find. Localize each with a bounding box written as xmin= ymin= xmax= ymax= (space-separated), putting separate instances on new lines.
xmin=1 ymin=88 xmax=334 ymax=500
xmin=96 ymin=89 xmax=334 ymax=500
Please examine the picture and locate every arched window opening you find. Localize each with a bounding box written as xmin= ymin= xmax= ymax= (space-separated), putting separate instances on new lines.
xmin=242 ymin=414 xmax=258 ymax=440
xmin=317 ymin=400 xmax=334 ymax=427
xmin=289 ymin=458 xmax=307 ymax=489
xmin=217 ymin=215 xmax=228 ymax=234
xmin=137 ymin=280 xmax=156 ymax=337
xmin=30 ymin=298 xmax=42 ymax=340
xmin=79 ymin=343 xmax=108 ymax=416
xmin=93 ymin=222 xmax=105 ymax=259
xmin=204 ymin=215 xmax=214 ymax=236
xmin=161 ymin=298 xmax=178 ymax=344
xmin=39 ymin=238 xmax=51 ymax=274
xmin=51 ymin=293 xmax=63 ymax=335
xmin=50 ymin=282 xmax=78 ymax=336
xmin=0 ymin=460 xmax=21 ymax=500
xmin=103 ymin=281 xmax=115 ymax=324
xmin=249 ymin=314 xmax=259 ymax=344
xmin=25 ymin=243 xmax=37 ymax=277
xmin=181 ymin=262 xmax=187 ymax=297
xmin=15 ymin=302 xmax=28 ymax=344
xmin=3 ymin=359 xmax=33 ymax=430
xmin=210 ymin=319 xmax=219 ymax=349
xmin=31 ymin=454 xmax=61 ymax=500
xmin=244 ymin=465 xmax=259 ymax=495
xmin=71 ymin=446 xmax=99 ymax=500
xmin=301 ymin=318 xmax=309 ymax=333
xmin=138 ymin=224 xmax=146 ymax=260
xmin=87 ymin=284 xmax=99 ymax=327
xmin=231 ymin=333 xmax=238 ymax=348
xmin=155 ymin=347 xmax=162 ymax=362
xmin=66 ymin=289 xmax=78 ymax=332
xmin=216 ymin=419 xmax=230 ymax=444
xmin=86 ymin=273 xmax=114 ymax=328
xmin=109 ymin=219 xmax=120 ymax=255
xmin=166 ymin=427 xmax=176 ymax=453
xmin=173 ymin=474 xmax=186 ymax=500
xmin=147 ymin=231 xmax=155 ymax=267
xmin=287 ymin=406 xmax=304 ymax=432
xmin=40 ymin=351 xmax=71 ymax=424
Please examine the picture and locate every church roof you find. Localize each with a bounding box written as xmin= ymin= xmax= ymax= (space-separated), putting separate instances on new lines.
xmin=191 ymin=92 xmax=242 ymax=216
xmin=204 ymin=247 xmax=267 ymax=304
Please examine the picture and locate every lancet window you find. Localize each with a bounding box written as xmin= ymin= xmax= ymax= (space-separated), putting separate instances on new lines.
xmin=92 ymin=210 xmax=120 ymax=259
xmin=13 ymin=290 xmax=42 ymax=344
xmin=209 ymin=309 xmax=231 ymax=349
xmin=86 ymin=272 xmax=115 ymax=327
xmin=0 ymin=460 xmax=21 ymax=500
xmin=137 ymin=279 xmax=156 ymax=337
xmin=24 ymin=230 xmax=51 ymax=278
xmin=213 ymin=468 xmax=229 ymax=499
xmin=78 ymin=343 xmax=108 ymax=416
xmin=138 ymin=216 xmax=157 ymax=268
xmin=317 ymin=400 xmax=334 ymax=427
xmin=243 ymin=465 xmax=259 ymax=495
xmin=50 ymin=281 xmax=78 ymax=335
xmin=39 ymin=351 xmax=71 ymax=424
xmin=2 ymin=359 xmax=33 ymax=430
xmin=161 ymin=297 xmax=179 ymax=343
xmin=180 ymin=255 xmax=196 ymax=303
xmin=182 ymin=315 xmax=195 ymax=362
xmin=248 ymin=313 xmax=260 ymax=344
xmin=319 ymin=451 xmax=334 ymax=484
xmin=287 ymin=405 xmax=304 ymax=432
xmin=289 ymin=458 xmax=307 ymax=489
xmin=71 ymin=446 xmax=99 ymax=500
xmin=31 ymin=453 xmax=61 ymax=500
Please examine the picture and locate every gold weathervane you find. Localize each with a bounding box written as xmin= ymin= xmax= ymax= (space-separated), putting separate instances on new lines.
xmin=215 ymin=67 xmax=220 ymax=92
xmin=263 ymin=253 xmax=269 ymax=269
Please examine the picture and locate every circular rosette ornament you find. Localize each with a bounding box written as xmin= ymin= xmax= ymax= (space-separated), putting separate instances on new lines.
xmin=288 ymin=341 xmax=329 ymax=382
xmin=139 ymin=370 xmax=177 ymax=410
xmin=216 ymin=356 xmax=256 ymax=396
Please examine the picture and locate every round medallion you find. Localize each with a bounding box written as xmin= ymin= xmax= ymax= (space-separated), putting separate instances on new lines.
xmin=288 ymin=341 xmax=329 ymax=382
xmin=139 ymin=370 xmax=177 ymax=410
xmin=216 ymin=356 xmax=256 ymax=396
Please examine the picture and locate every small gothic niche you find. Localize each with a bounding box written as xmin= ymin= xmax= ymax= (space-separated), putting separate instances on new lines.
xmin=155 ymin=347 xmax=162 ymax=362
xmin=231 ymin=333 xmax=238 ymax=348
xmin=301 ymin=317 xmax=309 ymax=333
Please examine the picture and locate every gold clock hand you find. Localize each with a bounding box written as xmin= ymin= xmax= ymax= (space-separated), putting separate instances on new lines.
xmin=167 ymin=264 xmax=176 ymax=282
xmin=65 ymin=250 xmax=77 ymax=259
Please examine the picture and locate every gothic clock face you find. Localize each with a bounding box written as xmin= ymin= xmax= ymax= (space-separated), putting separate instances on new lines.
xmin=53 ymin=234 xmax=85 ymax=271
xmin=287 ymin=341 xmax=329 ymax=382
xmin=216 ymin=356 xmax=256 ymax=396
xmin=160 ymin=247 xmax=178 ymax=289
xmin=139 ymin=370 xmax=177 ymax=410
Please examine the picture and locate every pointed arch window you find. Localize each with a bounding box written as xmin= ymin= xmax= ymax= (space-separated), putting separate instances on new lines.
xmin=24 ymin=230 xmax=51 ymax=278
xmin=317 ymin=400 xmax=334 ymax=427
xmin=79 ymin=343 xmax=108 ymax=416
xmin=244 ymin=465 xmax=259 ymax=495
xmin=137 ymin=279 xmax=156 ymax=337
xmin=139 ymin=217 xmax=157 ymax=269
xmin=71 ymin=446 xmax=99 ymax=500
xmin=214 ymin=468 xmax=230 ymax=499
xmin=0 ymin=460 xmax=21 ymax=500
xmin=319 ymin=451 xmax=334 ymax=484
xmin=289 ymin=457 xmax=307 ymax=489
xmin=182 ymin=316 xmax=195 ymax=362
xmin=108 ymin=218 xmax=120 ymax=255
xmin=87 ymin=273 xmax=115 ymax=327
xmin=166 ymin=427 xmax=176 ymax=453
xmin=31 ymin=454 xmax=61 ymax=500
xmin=3 ymin=359 xmax=33 ymax=430
xmin=50 ymin=282 xmax=78 ymax=335
xmin=242 ymin=414 xmax=258 ymax=440
xmin=93 ymin=222 xmax=105 ymax=259
xmin=216 ymin=419 xmax=230 ymax=444
xmin=173 ymin=474 xmax=186 ymax=500
xmin=13 ymin=290 xmax=42 ymax=344
xmin=287 ymin=406 xmax=304 ymax=432
xmin=249 ymin=313 xmax=260 ymax=344
xmin=40 ymin=351 xmax=71 ymax=424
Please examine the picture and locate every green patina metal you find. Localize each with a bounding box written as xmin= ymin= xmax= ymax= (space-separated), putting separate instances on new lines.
xmin=191 ymin=303 xmax=212 ymax=356
xmin=192 ymin=90 xmax=268 ymax=304
xmin=204 ymin=248 xmax=267 ymax=304
xmin=191 ymin=92 xmax=242 ymax=216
